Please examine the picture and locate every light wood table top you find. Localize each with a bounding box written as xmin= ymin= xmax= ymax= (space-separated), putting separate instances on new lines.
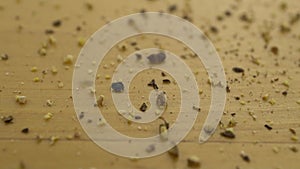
xmin=0 ymin=0 xmax=299 ymax=169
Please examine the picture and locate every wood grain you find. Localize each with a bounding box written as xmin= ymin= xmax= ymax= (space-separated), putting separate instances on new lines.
xmin=0 ymin=0 xmax=299 ymax=169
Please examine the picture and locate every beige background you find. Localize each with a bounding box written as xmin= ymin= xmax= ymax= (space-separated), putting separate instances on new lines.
xmin=0 ymin=0 xmax=299 ymax=169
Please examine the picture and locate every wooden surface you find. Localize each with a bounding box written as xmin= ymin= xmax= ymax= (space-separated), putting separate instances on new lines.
xmin=0 ymin=0 xmax=300 ymax=169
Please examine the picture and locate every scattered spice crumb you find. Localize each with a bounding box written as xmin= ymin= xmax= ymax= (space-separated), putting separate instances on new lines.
xmin=240 ymin=151 xmax=250 ymax=162
xmin=16 ymin=95 xmax=27 ymax=104
xmin=291 ymin=135 xmax=299 ymax=141
xmin=289 ymin=13 xmax=300 ymax=25
xmin=192 ymin=105 xmax=201 ymax=112
xmin=51 ymin=66 xmax=58 ymax=74
xmin=262 ymin=94 xmax=269 ymax=101
xmin=239 ymin=13 xmax=253 ymax=23
xmin=19 ymin=161 xmax=26 ymax=169
xmin=220 ymin=129 xmax=236 ymax=139
xmin=97 ymin=118 xmax=106 ymax=126
xmin=264 ymin=124 xmax=273 ymax=130
xmin=31 ymin=66 xmax=38 ymax=72
xmin=156 ymin=92 xmax=167 ymax=108
xmin=49 ymin=136 xmax=59 ymax=145
xmin=21 ymin=128 xmax=29 ymax=134
xmin=111 ymin=82 xmax=124 ymax=92
xmin=162 ymin=79 xmax=171 ymax=84
xmin=79 ymin=112 xmax=84 ymax=119
xmin=58 ymin=81 xmax=64 ymax=88
xmin=1 ymin=53 xmax=9 ymax=60
xmin=168 ymin=4 xmax=177 ymax=13
xmin=145 ymin=144 xmax=155 ymax=153
xmin=168 ymin=145 xmax=179 ymax=158
xmin=282 ymin=91 xmax=288 ymax=96
xmin=63 ymin=54 xmax=74 ymax=64
xmin=248 ymin=112 xmax=257 ymax=121
xmin=148 ymin=79 xmax=159 ymax=90
xmin=232 ymin=67 xmax=245 ymax=73
xmin=272 ymin=146 xmax=279 ymax=153
xmin=282 ymin=80 xmax=289 ymax=87
xmin=33 ymin=77 xmax=40 ymax=82
xmin=48 ymin=35 xmax=56 ymax=45
xmin=77 ymin=37 xmax=86 ymax=47
xmin=84 ymin=2 xmax=93 ymax=10
xmin=289 ymin=145 xmax=298 ymax=153
xmin=270 ymin=46 xmax=279 ymax=55
xmin=140 ymin=103 xmax=148 ymax=112
xmin=36 ymin=134 xmax=43 ymax=143
xmin=38 ymin=48 xmax=47 ymax=56
xmin=2 ymin=115 xmax=14 ymax=124
xmin=210 ymin=26 xmax=219 ymax=34
xmin=239 ymin=100 xmax=246 ymax=105
xmin=45 ymin=29 xmax=54 ymax=34
xmin=147 ymin=52 xmax=166 ymax=64
xmin=135 ymin=53 xmax=142 ymax=60
xmin=44 ymin=113 xmax=53 ymax=120
xmin=159 ymin=123 xmax=168 ymax=141
xmin=227 ymin=118 xmax=237 ymax=127
xmin=187 ymin=155 xmax=201 ymax=167
xmin=268 ymin=98 xmax=276 ymax=105
xmin=226 ymin=86 xmax=231 ymax=93
xmin=52 ymin=20 xmax=62 ymax=27
xmin=97 ymin=95 xmax=104 ymax=107
xmin=46 ymin=99 xmax=54 ymax=107
xmin=289 ymin=128 xmax=296 ymax=135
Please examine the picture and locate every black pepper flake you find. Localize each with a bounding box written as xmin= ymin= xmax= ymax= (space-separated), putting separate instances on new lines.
xmin=226 ymin=86 xmax=231 ymax=93
xmin=76 ymin=26 xmax=82 ymax=31
xmin=168 ymin=145 xmax=179 ymax=158
xmin=182 ymin=15 xmax=192 ymax=22
xmin=232 ymin=67 xmax=245 ymax=73
xmin=282 ymin=91 xmax=288 ymax=96
xmin=159 ymin=117 xmax=169 ymax=129
xmin=279 ymin=25 xmax=291 ymax=33
xmin=130 ymin=42 xmax=137 ymax=46
xmin=2 ymin=115 xmax=14 ymax=124
xmin=168 ymin=4 xmax=177 ymax=13
xmin=216 ymin=15 xmax=223 ymax=21
xmin=148 ymin=79 xmax=159 ymax=90
xmin=240 ymin=152 xmax=250 ymax=162
xmin=140 ymin=9 xmax=146 ymax=13
xmin=192 ymin=106 xmax=201 ymax=112
xmin=79 ymin=112 xmax=84 ymax=119
xmin=264 ymin=124 xmax=273 ymax=130
xmin=52 ymin=20 xmax=62 ymax=27
xmin=224 ymin=10 xmax=232 ymax=17
xmin=45 ymin=29 xmax=54 ymax=34
xmin=140 ymin=103 xmax=148 ymax=112
xmin=220 ymin=130 xmax=235 ymax=139
xmin=235 ymin=96 xmax=240 ymax=100
xmin=135 ymin=53 xmax=142 ymax=60
xmin=210 ymin=26 xmax=219 ymax=34
xmin=85 ymin=2 xmax=93 ymax=11
xmin=289 ymin=146 xmax=298 ymax=153
xmin=289 ymin=128 xmax=296 ymax=135
xmin=1 ymin=53 xmax=9 ymax=60
xmin=239 ymin=13 xmax=253 ymax=23
xmin=162 ymin=79 xmax=171 ymax=84
xmin=161 ymin=72 xmax=166 ymax=77
xmin=270 ymin=46 xmax=279 ymax=55
xmin=289 ymin=13 xmax=300 ymax=25
xmin=21 ymin=128 xmax=29 ymax=134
